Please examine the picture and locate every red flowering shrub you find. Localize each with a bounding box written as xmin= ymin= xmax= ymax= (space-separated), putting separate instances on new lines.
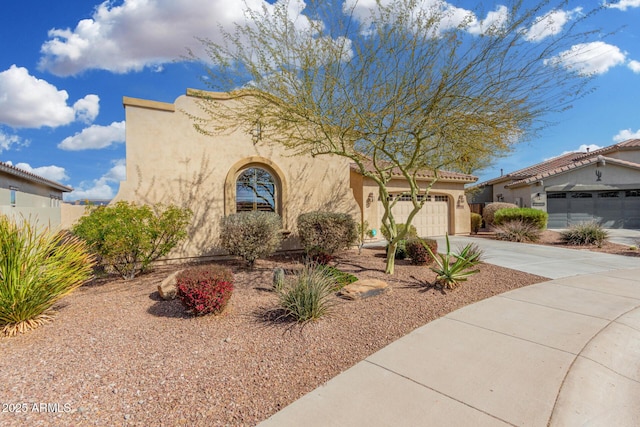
xmin=310 ymin=250 xmax=335 ymax=265
xmin=175 ymin=265 xmax=234 ymax=316
xmin=406 ymin=238 xmax=438 ymax=265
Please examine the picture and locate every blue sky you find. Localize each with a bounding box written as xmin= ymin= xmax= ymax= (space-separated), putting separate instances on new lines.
xmin=0 ymin=0 xmax=639 ymax=201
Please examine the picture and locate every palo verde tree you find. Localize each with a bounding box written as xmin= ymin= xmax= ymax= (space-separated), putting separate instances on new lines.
xmin=189 ymin=0 xmax=600 ymax=274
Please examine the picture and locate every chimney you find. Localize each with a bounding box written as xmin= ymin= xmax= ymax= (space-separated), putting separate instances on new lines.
xmin=500 ymin=168 xmax=503 ymax=176
xmin=586 ymin=147 xmax=590 ymax=153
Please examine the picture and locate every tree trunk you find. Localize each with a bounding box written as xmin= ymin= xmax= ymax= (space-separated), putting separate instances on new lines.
xmin=385 ymin=241 xmax=396 ymax=274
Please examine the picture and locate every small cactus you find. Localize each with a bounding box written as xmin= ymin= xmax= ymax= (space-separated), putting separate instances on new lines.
xmin=272 ymin=267 xmax=285 ymax=291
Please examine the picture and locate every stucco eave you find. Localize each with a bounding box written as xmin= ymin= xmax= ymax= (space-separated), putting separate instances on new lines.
xmin=123 ymin=96 xmax=175 ymax=112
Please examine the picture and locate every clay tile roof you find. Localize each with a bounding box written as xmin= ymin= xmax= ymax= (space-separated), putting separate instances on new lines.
xmin=350 ymin=161 xmax=477 ymax=182
xmin=474 ymin=138 xmax=640 ymax=188
xmin=0 ymin=161 xmax=73 ymax=193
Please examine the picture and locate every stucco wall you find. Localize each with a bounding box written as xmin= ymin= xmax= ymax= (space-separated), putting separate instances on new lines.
xmin=114 ymin=93 xmax=360 ymax=259
xmin=0 ymin=179 xmax=64 ymax=229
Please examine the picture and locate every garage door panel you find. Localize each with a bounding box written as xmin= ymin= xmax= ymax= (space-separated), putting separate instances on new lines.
xmin=381 ymin=196 xmax=449 ymax=237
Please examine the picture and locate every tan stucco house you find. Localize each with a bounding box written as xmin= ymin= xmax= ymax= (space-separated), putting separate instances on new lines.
xmin=469 ymin=139 xmax=640 ymax=228
xmin=112 ymin=89 xmax=476 ymax=260
xmin=0 ymin=161 xmax=72 ymax=228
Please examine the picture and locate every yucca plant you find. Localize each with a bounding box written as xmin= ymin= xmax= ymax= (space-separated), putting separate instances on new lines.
xmin=426 ymin=234 xmax=480 ymax=290
xmin=276 ymin=263 xmax=336 ymax=323
xmin=0 ymin=217 xmax=95 ymax=336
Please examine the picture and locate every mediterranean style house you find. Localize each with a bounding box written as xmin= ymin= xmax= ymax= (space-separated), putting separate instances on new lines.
xmin=0 ymin=161 xmax=72 ymax=228
xmin=112 ymin=89 xmax=476 ymax=260
xmin=469 ymin=139 xmax=640 ymax=228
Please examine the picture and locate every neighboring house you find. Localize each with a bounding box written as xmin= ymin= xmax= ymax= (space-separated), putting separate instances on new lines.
xmin=0 ymin=161 xmax=72 ymax=228
xmin=468 ymin=139 xmax=640 ymax=228
xmin=112 ymin=89 xmax=476 ymax=260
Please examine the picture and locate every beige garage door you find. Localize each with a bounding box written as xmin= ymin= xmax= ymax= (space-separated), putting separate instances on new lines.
xmin=381 ymin=194 xmax=449 ymax=237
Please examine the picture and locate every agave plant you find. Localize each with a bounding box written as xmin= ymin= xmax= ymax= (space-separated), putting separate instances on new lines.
xmin=426 ymin=234 xmax=481 ymax=290
xmin=0 ymin=216 xmax=95 ymax=336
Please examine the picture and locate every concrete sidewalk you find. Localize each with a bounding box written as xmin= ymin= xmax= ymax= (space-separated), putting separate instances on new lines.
xmin=259 ymin=237 xmax=640 ymax=427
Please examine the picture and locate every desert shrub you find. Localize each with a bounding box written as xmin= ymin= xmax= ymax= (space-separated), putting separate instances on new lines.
xmin=277 ymin=264 xmax=336 ymax=323
xmin=297 ymin=211 xmax=358 ymax=256
xmin=380 ymin=223 xmax=417 ymax=241
xmin=470 ymin=213 xmax=482 ymax=234
xmin=426 ymin=234 xmax=480 ymax=289
xmin=493 ymin=220 xmax=541 ymax=242
xmin=386 ymin=240 xmax=407 ymax=260
xmin=220 ymin=211 xmax=283 ymax=268
xmin=72 ymin=201 xmax=192 ymax=279
xmin=494 ymin=208 xmax=548 ymax=230
xmin=176 ymin=265 xmax=234 ymax=316
xmin=482 ymin=202 xmax=518 ymax=227
xmin=0 ymin=216 xmax=95 ymax=336
xmin=309 ymin=251 xmax=335 ymax=265
xmin=406 ymin=238 xmax=438 ymax=265
xmin=457 ymin=242 xmax=484 ymax=262
xmin=318 ymin=265 xmax=358 ymax=290
xmin=560 ymin=221 xmax=609 ymax=247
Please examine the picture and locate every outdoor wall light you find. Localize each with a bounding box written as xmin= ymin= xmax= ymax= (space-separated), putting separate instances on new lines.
xmin=251 ymin=121 xmax=262 ymax=144
xmin=457 ymin=194 xmax=465 ymax=208
xmin=366 ymin=192 xmax=375 ymax=207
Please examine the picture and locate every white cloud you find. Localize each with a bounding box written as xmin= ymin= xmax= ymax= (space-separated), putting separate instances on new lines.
xmin=58 ymin=121 xmax=125 ymax=151
xmin=523 ymin=8 xmax=581 ymax=42
xmin=0 ymin=131 xmax=27 ymax=153
xmin=545 ymin=41 xmax=626 ymax=75
xmin=0 ymin=65 xmax=100 ymax=128
xmin=607 ymin=0 xmax=640 ymax=11
xmin=552 ymin=144 xmax=602 ymax=158
xmin=65 ymin=159 xmax=126 ymax=201
xmin=613 ymin=129 xmax=640 ymax=142
xmin=5 ymin=161 xmax=69 ymax=183
xmin=629 ymin=60 xmax=640 ymax=73
xmin=38 ymin=0 xmax=310 ymax=76
xmin=73 ymin=94 xmax=100 ymax=124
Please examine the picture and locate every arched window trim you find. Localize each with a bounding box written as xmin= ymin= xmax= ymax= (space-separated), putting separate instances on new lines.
xmin=224 ymin=156 xmax=287 ymax=223
xmin=236 ymin=166 xmax=277 ymax=213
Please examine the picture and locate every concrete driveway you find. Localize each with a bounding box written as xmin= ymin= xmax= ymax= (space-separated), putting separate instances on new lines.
xmin=259 ymin=237 xmax=640 ymax=427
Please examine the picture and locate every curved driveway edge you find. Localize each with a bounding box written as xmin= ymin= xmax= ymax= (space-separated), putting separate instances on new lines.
xmin=259 ymin=238 xmax=640 ymax=427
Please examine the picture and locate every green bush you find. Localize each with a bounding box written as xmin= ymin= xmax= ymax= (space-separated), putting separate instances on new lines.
xmin=482 ymin=202 xmax=518 ymax=227
xmin=1 ymin=216 xmax=95 ymax=336
xmin=175 ymin=265 xmax=234 ymax=316
xmin=560 ymin=221 xmax=609 ymax=247
xmin=386 ymin=240 xmax=407 ymax=260
xmin=277 ymin=264 xmax=336 ymax=323
xmin=494 ymin=208 xmax=548 ymax=230
xmin=493 ymin=220 xmax=541 ymax=242
xmin=470 ymin=213 xmax=482 ymax=234
xmin=72 ymin=201 xmax=192 ymax=279
xmin=426 ymin=234 xmax=481 ymax=289
xmin=381 ymin=223 xmax=417 ymax=241
xmin=220 ymin=211 xmax=283 ymax=268
xmin=318 ymin=265 xmax=358 ymax=290
xmin=297 ymin=211 xmax=358 ymax=256
xmin=406 ymin=238 xmax=438 ymax=265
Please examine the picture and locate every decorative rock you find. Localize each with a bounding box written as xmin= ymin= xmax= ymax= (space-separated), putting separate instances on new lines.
xmin=157 ymin=269 xmax=184 ymax=300
xmin=338 ymin=279 xmax=390 ymax=300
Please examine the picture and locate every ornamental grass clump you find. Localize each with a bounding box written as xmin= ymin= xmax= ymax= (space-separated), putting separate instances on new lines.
xmin=277 ymin=264 xmax=336 ymax=323
xmin=175 ymin=265 xmax=234 ymax=316
xmin=220 ymin=211 xmax=283 ymax=268
xmin=493 ymin=220 xmax=542 ymax=243
xmin=0 ymin=216 xmax=95 ymax=336
xmin=560 ymin=221 xmax=609 ymax=247
xmin=426 ymin=234 xmax=480 ymax=289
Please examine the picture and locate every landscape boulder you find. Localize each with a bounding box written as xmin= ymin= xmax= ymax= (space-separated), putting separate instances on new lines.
xmin=338 ymin=279 xmax=390 ymax=300
xmin=157 ymin=269 xmax=184 ymax=300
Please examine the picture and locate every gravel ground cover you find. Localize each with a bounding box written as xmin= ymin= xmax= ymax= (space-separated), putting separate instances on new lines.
xmin=1 ymin=246 xmax=549 ymax=426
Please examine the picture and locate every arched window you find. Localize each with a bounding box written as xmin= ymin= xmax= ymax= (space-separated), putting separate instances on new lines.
xmin=236 ymin=167 xmax=277 ymax=212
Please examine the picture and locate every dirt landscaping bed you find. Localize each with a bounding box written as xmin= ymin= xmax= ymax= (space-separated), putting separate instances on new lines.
xmin=473 ymin=229 xmax=640 ymax=258
xmin=0 ymin=247 xmax=547 ymax=427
